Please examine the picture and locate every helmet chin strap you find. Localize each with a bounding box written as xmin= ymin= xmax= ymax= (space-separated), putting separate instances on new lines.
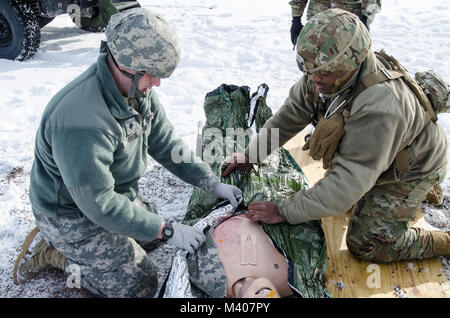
xmin=123 ymin=70 xmax=146 ymax=99
xmin=107 ymin=47 xmax=147 ymax=99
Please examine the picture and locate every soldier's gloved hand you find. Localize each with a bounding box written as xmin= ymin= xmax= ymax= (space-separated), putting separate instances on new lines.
xmin=168 ymin=223 xmax=205 ymax=254
xmin=290 ymin=16 xmax=303 ymax=46
xmin=308 ymin=113 xmax=345 ymax=169
xmin=211 ymin=182 xmax=242 ymax=208
xmin=198 ymin=173 xmax=242 ymax=208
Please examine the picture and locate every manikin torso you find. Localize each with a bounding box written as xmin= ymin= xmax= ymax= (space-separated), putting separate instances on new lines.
xmin=212 ymin=215 xmax=293 ymax=297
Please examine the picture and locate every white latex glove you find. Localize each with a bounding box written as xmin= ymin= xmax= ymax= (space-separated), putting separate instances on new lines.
xmin=211 ymin=182 xmax=242 ymax=208
xmin=198 ymin=173 xmax=243 ymax=208
xmin=168 ymin=223 xmax=206 ymax=254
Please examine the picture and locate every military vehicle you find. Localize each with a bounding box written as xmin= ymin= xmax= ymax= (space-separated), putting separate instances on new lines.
xmin=0 ymin=0 xmax=140 ymax=61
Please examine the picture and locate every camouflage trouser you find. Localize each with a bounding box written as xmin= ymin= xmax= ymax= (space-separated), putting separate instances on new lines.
xmin=33 ymin=196 xmax=159 ymax=297
xmin=306 ymin=0 xmax=363 ymax=21
xmin=346 ymin=165 xmax=447 ymax=263
xmin=186 ymin=227 xmax=227 ymax=298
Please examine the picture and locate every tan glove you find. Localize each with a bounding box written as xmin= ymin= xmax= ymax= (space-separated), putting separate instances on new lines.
xmin=303 ymin=113 xmax=345 ymax=169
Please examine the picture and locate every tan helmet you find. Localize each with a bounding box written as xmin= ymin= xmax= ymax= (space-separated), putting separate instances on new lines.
xmin=296 ymin=8 xmax=371 ymax=75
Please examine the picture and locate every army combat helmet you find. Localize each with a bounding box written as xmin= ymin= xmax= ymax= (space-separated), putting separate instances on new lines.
xmin=105 ymin=7 xmax=181 ymax=98
xmin=296 ymin=8 xmax=371 ymax=76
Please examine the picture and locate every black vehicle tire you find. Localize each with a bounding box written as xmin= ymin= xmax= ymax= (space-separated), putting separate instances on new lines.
xmin=0 ymin=0 xmax=40 ymax=61
xmin=70 ymin=6 xmax=106 ymax=32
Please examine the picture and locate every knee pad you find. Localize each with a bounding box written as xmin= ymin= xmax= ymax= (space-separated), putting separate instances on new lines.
xmin=347 ymin=237 xmax=396 ymax=263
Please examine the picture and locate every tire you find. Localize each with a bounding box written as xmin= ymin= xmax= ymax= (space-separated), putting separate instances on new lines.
xmin=70 ymin=6 xmax=106 ymax=32
xmin=0 ymin=0 xmax=40 ymax=61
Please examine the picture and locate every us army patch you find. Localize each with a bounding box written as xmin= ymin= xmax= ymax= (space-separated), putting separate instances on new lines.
xmin=124 ymin=117 xmax=142 ymax=142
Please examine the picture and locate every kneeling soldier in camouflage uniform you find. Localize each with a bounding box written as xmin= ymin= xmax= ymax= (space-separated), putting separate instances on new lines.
xmin=289 ymin=0 xmax=382 ymax=46
xmin=15 ymin=8 xmax=242 ymax=297
xmin=224 ymin=9 xmax=449 ymax=263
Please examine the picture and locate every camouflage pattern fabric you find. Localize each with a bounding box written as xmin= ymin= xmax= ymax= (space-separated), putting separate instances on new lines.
xmin=183 ymin=84 xmax=330 ymax=298
xmin=346 ymin=164 xmax=447 ymax=263
xmin=361 ymin=0 xmax=382 ymax=25
xmin=186 ymin=227 xmax=227 ymax=298
xmin=32 ymin=196 xmax=160 ymax=297
xmin=105 ymin=8 xmax=180 ymax=78
xmin=184 ymin=84 xmax=252 ymax=219
xmin=415 ymin=70 xmax=450 ymax=115
xmin=296 ymin=8 xmax=371 ymax=74
xmin=289 ymin=0 xmax=381 ymax=25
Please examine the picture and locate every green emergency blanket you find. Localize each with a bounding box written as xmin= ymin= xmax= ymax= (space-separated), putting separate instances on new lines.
xmin=183 ymin=84 xmax=330 ymax=298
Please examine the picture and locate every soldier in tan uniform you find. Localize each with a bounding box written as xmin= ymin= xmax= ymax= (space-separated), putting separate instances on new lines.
xmin=289 ymin=0 xmax=382 ymax=46
xmin=224 ymin=9 xmax=449 ymax=263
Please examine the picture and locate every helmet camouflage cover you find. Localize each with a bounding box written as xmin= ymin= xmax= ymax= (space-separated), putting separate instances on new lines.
xmin=105 ymin=7 xmax=181 ymax=78
xmin=296 ymin=8 xmax=371 ymax=75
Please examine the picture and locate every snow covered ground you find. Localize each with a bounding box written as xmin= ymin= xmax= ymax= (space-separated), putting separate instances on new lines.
xmin=0 ymin=0 xmax=449 ymax=298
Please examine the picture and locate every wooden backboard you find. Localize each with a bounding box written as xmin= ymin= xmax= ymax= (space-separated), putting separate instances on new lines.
xmin=284 ymin=131 xmax=450 ymax=298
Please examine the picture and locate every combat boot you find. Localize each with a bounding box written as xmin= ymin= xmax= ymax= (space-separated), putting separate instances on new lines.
xmin=430 ymin=231 xmax=450 ymax=257
xmin=13 ymin=227 xmax=66 ymax=284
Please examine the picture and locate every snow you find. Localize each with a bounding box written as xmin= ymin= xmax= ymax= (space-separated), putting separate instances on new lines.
xmin=0 ymin=0 xmax=449 ymax=297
